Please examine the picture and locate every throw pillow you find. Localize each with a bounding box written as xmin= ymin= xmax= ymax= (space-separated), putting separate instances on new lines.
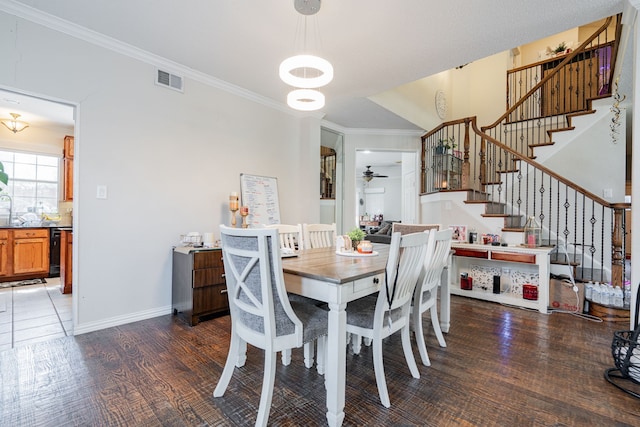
xmin=376 ymin=223 xmax=392 ymax=235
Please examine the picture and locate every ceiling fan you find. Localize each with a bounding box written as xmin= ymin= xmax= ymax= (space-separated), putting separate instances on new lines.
xmin=362 ymin=165 xmax=388 ymax=182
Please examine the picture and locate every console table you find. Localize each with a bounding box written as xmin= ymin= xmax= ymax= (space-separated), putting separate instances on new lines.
xmin=450 ymin=243 xmax=554 ymax=313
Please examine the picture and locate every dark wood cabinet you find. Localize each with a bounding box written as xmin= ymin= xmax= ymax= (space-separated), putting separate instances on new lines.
xmin=172 ymin=247 xmax=228 ymax=326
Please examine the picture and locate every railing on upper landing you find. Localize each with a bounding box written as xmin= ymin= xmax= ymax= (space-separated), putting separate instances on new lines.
xmin=419 ymin=15 xmax=628 ymax=289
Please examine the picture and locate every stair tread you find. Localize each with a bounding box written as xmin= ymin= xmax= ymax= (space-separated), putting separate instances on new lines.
xmin=529 ymin=142 xmax=555 ymax=148
xmin=497 ymin=169 xmax=520 ymax=174
xmin=481 ymin=213 xmax=521 ymax=218
xmin=547 ymin=126 xmax=576 ymax=135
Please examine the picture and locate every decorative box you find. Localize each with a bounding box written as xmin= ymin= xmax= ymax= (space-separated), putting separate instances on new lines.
xmin=523 ymin=284 xmax=538 ymax=300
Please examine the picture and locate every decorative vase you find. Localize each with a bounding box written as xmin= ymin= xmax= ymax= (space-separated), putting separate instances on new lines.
xmin=352 ymin=239 xmax=360 ymax=251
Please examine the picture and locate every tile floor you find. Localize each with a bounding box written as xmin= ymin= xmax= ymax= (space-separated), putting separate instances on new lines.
xmin=0 ymin=277 xmax=72 ymax=351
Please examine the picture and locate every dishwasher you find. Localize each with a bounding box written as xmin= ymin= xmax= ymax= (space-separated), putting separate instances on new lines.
xmin=49 ymin=227 xmax=71 ymax=277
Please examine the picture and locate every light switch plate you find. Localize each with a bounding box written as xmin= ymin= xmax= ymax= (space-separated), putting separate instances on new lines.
xmin=96 ymin=185 xmax=108 ymax=199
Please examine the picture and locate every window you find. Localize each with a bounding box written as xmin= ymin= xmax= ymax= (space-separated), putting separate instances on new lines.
xmin=0 ymin=150 xmax=59 ymax=219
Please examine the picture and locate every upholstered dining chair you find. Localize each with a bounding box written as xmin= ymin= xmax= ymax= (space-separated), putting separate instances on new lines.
xmin=412 ymin=228 xmax=453 ymax=366
xmin=213 ymin=226 xmax=328 ymax=427
xmin=302 ymin=223 xmax=337 ymax=249
xmin=391 ymin=222 xmax=440 ymax=235
xmin=263 ymin=223 xmax=323 ymax=370
xmin=345 ymin=231 xmax=430 ymax=408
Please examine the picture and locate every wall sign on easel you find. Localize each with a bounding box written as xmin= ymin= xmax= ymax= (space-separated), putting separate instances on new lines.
xmin=239 ymin=173 xmax=281 ymax=227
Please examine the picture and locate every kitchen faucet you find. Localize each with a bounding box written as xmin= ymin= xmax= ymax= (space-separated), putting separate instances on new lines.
xmin=0 ymin=193 xmax=12 ymax=226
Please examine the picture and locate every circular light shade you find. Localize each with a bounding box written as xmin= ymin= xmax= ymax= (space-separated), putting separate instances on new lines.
xmin=279 ymin=55 xmax=333 ymax=88
xmin=287 ymin=89 xmax=325 ymax=111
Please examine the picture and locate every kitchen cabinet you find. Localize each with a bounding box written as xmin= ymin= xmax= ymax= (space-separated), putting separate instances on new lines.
xmin=63 ymin=135 xmax=74 ymax=201
xmin=60 ymin=230 xmax=72 ymax=294
xmin=12 ymin=228 xmax=50 ymax=275
xmin=450 ymin=243 xmax=554 ymax=313
xmin=0 ymin=228 xmax=50 ymax=282
xmin=172 ymin=247 xmax=229 ymax=326
xmin=0 ymin=230 xmax=9 ymax=277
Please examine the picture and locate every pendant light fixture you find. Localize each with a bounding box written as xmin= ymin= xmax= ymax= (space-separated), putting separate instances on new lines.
xmin=1 ymin=113 xmax=29 ymax=133
xmin=280 ymin=0 xmax=333 ymax=111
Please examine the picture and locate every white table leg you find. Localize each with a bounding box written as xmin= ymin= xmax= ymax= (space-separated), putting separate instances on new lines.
xmin=325 ymin=301 xmax=347 ymax=427
xmin=439 ymin=263 xmax=451 ymax=334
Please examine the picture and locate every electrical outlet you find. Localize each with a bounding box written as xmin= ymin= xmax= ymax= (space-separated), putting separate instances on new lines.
xmin=96 ymin=185 xmax=108 ymax=199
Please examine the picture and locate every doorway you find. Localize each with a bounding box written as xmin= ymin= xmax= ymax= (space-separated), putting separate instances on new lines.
xmin=355 ymin=150 xmax=418 ymax=224
xmin=0 ymin=88 xmax=76 ymax=349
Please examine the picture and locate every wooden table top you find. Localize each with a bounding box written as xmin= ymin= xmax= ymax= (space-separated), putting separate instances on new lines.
xmin=282 ymin=244 xmax=389 ymax=284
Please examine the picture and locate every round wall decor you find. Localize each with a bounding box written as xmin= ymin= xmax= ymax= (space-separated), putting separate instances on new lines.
xmin=435 ymin=90 xmax=447 ymax=120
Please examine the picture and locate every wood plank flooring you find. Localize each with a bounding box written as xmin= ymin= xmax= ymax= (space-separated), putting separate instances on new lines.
xmin=1 ymin=295 xmax=639 ymax=426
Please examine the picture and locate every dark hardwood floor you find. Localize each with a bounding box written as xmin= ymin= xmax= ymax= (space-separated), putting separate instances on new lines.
xmin=1 ymin=295 xmax=639 ymax=426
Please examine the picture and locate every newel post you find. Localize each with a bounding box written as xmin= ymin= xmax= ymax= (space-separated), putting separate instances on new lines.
xmin=420 ymin=137 xmax=426 ymax=194
xmin=461 ymin=119 xmax=471 ymax=189
xmin=611 ymin=204 xmax=626 ymax=289
xmin=479 ymin=137 xmax=487 ymax=192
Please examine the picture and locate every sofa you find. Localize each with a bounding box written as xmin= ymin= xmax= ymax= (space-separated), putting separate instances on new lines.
xmin=365 ymin=220 xmax=400 ymax=244
xmin=366 ymin=221 xmax=441 ymax=244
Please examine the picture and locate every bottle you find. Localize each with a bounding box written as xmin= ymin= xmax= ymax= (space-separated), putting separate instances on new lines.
xmin=523 ymin=216 xmax=541 ymax=247
xmin=624 ymin=282 xmax=631 ymax=309
xmin=613 ymin=286 xmax=623 ymax=308
xmin=591 ymin=283 xmax=601 ymax=304
xmin=585 ymin=281 xmax=593 ymax=301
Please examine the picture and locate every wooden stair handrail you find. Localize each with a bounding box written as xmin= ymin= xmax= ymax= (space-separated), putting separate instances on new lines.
xmin=470 ymin=117 xmax=629 ymax=210
xmin=482 ymin=15 xmax=615 ymax=132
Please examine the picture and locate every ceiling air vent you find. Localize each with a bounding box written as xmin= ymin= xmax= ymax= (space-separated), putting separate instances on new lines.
xmin=155 ymin=69 xmax=183 ymax=92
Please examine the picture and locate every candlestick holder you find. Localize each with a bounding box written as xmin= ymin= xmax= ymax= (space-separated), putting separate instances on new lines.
xmin=240 ymin=206 xmax=249 ymax=229
xmin=229 ymin=193 xmax=239 ymax=227
xmin=230 ymin=205 xmax=239 ymax=227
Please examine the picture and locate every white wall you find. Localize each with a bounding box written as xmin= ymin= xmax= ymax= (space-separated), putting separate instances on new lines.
xmin=0 ymin=11 xmax=321 ymax=333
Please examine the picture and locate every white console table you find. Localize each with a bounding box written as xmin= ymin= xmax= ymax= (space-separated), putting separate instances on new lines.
xmin=450 ymin=243 xmax=554 ymax=313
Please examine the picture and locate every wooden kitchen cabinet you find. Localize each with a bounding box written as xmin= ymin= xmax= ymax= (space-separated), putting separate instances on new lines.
xmin=0 ymin=228 xmax=50 ymax=282
xmin=60 ymin=230 xmax=72 ymax=294
xmin=63 ymin=135 xmax=74 ymax=201
xmin=12 ymin=228 xmax=50 ymax=275
xmin=0 ymin=230 xmax=9 ymax=277
xmin=172 ymin=247 xmax=229 ymax=326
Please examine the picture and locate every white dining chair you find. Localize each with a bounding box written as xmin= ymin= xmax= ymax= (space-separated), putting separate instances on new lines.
xmin=352 ymin=223 xmax=441 ymax=352
xmin=302 ymin=223 xmax=336 ymax=249
xmin=412 ymin=228 xmax=453 ymax=366
xmin=345 ymin=231 xmax=430 ymax=408
xmin=263 ymin=223 xmax=303 ymax=252
xmin=263 ymin=223 xmax=323 ymax=370
xmin=213 ymin=226 xmax=328 ymax=427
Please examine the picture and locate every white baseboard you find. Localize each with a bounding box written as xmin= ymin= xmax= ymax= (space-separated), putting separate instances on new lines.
xmin=72 ymin=305 xmax=173 ymax=336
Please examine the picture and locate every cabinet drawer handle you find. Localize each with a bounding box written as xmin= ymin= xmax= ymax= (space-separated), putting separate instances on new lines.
xmin=373 ymin=277 xmax=379 ymax=284
xmin=220 ymin=289 xmax=228 ymax=294
xmin=221 ymin=273 xmax=226 ymax=278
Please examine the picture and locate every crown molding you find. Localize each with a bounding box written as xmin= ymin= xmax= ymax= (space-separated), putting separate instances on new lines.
xmin=0 ymin=0 xmax=292 ymax=115
xmin=322 ymin=119 xmax=423 ymax=137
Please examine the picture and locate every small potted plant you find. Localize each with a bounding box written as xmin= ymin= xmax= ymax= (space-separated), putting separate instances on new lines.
xmin=435 ymin=137 xmax=456 ymax=155
xmin=347 ymin=227 xmax=366 ymax=251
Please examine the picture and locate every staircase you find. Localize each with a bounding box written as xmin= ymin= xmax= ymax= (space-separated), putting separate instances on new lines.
xmin=420 ymin=14 xmax=629 ymax=288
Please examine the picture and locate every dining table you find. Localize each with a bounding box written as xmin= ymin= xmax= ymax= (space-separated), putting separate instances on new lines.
xmin=281 ymin=244 xmax=451 ymax=427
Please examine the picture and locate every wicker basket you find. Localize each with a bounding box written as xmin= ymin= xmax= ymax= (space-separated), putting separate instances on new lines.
xmin=611 ymin=329 xmax=640 ymax=384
